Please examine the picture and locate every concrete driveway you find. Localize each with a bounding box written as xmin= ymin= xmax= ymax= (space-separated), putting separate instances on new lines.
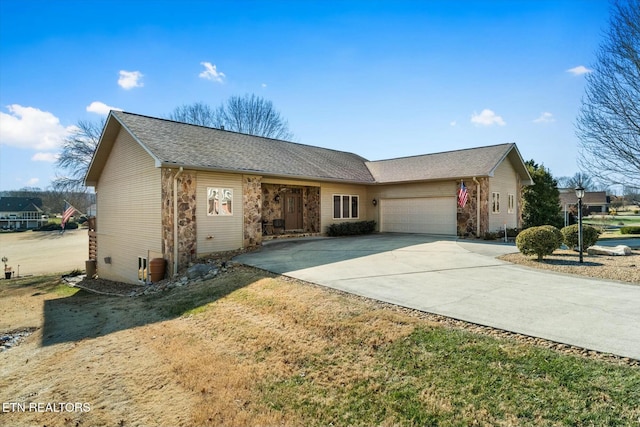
xmin=235 ymin=234 xmax=640 ymax=360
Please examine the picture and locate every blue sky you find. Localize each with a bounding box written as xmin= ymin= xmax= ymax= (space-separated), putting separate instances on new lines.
xmin=0 ymin=0 xmax=613 ymax=191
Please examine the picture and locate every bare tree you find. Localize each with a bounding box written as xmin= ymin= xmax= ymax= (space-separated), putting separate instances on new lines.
xmin=556 ymin=173 xmax=598 ymax=190
xmin=168 ymin=102 xmax=217 ymax=127
xmin=217 ymin=94 xmax=294 ymax=140
xmin=53 ymin=119 xmax=104 ymax=192
xmin=169 ymin=95 xmax=294 ymax=140
xmin=576 ymin=0 xmax=640 ymax=188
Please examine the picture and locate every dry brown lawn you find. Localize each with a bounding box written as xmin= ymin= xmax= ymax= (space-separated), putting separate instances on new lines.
xmin=1 ymin=268 xmax=418 ymax=426
xmin=1 ymin=266 xmax=639 ymax=426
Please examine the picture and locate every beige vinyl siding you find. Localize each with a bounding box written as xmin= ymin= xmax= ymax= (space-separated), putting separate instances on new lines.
xmin=489 ymin=159 xmax=519 ymax=231
xmin=196 ymin=171 xmax=244 ymax=254
xmin=367 ymin=181 xmax=457 ymax=229
xmin=96 ymin=128 xmax=162 ymax=284
xmin=320 ymin=183 xmax=368 ymax=232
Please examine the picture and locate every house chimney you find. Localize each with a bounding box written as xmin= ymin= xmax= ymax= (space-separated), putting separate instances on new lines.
xmin=220 ymin=125 xmax=225 ymax=130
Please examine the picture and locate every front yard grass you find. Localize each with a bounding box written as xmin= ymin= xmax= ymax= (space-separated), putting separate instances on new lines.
xmin=1 ymin=270 xmax=639 ymax=426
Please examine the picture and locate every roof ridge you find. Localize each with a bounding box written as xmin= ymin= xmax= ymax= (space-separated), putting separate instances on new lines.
xmin=113 ymin=111 xmax=369 ymax=161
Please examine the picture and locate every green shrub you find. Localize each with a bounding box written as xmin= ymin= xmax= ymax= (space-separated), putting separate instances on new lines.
xmin=620 ymin=226 xmax=640 ymax=235
xmin=541 ymin=225 xmax=563 ymax=248
xmin=37 ymin=221 xmax=78 ymax=231
xmin=560 ymin=224 xmax=601 ymax=252
xmin=483 ymin=231 xmax=499 ymax=240
xmin=516 ymin=225 xmax=562 ymax=261
xmin=326 ymin=221 xmax=376 ymax=236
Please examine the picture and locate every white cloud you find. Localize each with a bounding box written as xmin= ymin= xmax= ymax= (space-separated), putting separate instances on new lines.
xmin=533 ymin=112 xmax=555 ymax=124
xmin=118 ymin=70 xmax=144 ymax=89
xmin=471 ymin=109 xmax=506 ymax=126
xmin=199 ymin=61 xmax=226 ymax=83
xmin=0 ymin=104 xmax=72 ymax=150
xmin=32 ymin=152 xmax=59 ymax=162
xmin=86 ymin=101 xmax=123 ymax=115
xmin=26 ymin=177 xmax=40 ymax=186
xmin=261 ymin=83 xmax=267 ymax=88
xmin=450 ymin=121 xmax=457 ymax=127
xmin=566 ymin=65 xmax=592 ymax=76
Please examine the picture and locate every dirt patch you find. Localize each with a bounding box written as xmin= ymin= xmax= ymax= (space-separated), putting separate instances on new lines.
xmin=499 ymin=249 xmax=640 ymax=284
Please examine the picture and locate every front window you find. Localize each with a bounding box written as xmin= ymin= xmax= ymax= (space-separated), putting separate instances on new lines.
xmin=492 ymin=192 xmax=500 ymax=214
xmin=333 ymin=195 xmax=359 ymax=219
xmin=508 ymin=194 xmax=515 ymax=214
xmin=207 ymin=187 xmax=233 ymax=216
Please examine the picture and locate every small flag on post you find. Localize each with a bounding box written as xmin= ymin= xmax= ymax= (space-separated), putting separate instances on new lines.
xmin=61 ymin=201 xmax=77 ymax=230
xmin=458 ymin=181 xmax=468 ymax=208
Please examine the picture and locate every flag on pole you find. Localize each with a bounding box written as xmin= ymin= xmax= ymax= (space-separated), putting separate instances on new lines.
xmin=61 ymin=201 xmax=77 ymax=229
xmin=458 ymin=181 xmax=468 ymax=208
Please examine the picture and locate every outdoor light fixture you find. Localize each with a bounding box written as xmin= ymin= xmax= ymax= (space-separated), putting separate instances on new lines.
xmin=274 ymin=194 xmax=280 ymax=203
xmin=575 ymin=185 xmax=585 ymax=263
xmin=372 ymin=198 xmax=378 ymax=206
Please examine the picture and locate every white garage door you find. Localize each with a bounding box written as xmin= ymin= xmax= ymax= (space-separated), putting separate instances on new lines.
xmin=380 ymin=197 xmax=456 ymax=235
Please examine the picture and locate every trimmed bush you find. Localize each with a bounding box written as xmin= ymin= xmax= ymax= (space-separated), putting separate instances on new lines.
xmin=516 ymin=225 xmax=562 ymax=261
xmin=560 ymin=224 xmax=601 ymax=251
xmin=37 ymin=221 xmax=78 ymax=231
xmin=541 ymin=225 xmax=563 ymax=248
xmin=621 ymin=226 xmax=640 ymax=235
xmin=326 ymin=221 xmax=376 ymax=237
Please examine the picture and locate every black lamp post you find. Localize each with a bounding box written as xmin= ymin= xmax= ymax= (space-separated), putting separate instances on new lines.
xmin=575 ymin=185 xmax=585 ymax=263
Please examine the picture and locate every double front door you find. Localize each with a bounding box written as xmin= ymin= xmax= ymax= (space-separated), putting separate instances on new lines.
xmin=284 ymin=189 xmax=303 ymax=230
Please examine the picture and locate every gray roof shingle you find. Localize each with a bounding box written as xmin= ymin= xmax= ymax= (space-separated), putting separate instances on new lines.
xmin=113 ymin=111 xmax=376 ymax=183
xmin=87 ymin=111 xmax=532 ymax=186
xmin=365 ymin=143 xmax=519 ymax=183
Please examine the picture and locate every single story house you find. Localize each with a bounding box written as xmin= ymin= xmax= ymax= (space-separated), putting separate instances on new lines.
xmin=85 ymin=111 xmax=533 ymax=284
xmin=559 ymin=189 xmax=610 ymax=225
xmin=0 ymin=197 xmax=46 ymax=230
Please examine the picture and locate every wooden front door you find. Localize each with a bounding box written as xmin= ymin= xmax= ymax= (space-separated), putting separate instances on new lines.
xmin=284 ymin=189 xmax=303 ymax=230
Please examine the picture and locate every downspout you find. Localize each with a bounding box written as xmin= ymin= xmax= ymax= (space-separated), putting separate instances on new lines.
xmin=173 ymin=167 xmax=184 ymax=276
xmin=473 ymin=177 xmax=480 ymax=238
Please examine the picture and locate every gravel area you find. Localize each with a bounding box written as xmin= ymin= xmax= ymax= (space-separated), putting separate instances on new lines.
xmin=499 ymin=249 xmax=640 ymax=284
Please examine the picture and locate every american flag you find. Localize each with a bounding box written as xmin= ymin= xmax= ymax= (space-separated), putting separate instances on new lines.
xmin=61 ymin=201 xmax=77 ymax=228
xmin=458 ymin=181 xmax=468 ymax=208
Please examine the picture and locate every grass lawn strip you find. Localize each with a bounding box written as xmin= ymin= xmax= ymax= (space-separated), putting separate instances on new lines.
xmin=1 ymin=270 xmax=639 ymax=426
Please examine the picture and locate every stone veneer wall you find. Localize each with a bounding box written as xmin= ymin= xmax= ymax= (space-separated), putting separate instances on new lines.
xmin=457 ymin=177 xmax=490 ymax=237
xmin=304 ymin=187 xmax=321 ymax=232
xmin=261 ymin=184 xmax=283 ymax=225
xmin=161 ymin=168 xmax=197 ymax=275
xmin=261 ymin=184 xmax=320 ymax=233
xmin=243 ymin=175 xmax=262 ymax=247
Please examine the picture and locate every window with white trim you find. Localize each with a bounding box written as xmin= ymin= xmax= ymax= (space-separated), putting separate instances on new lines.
xmin=492 ymin=192 xmax=500 ymax=214
xmin=138 ymin=256 xmax=148 ymax=284
xmin=333 ymin=195 xmax=359 ymax=219
xmin=508 ymin=194 xmax=515 ymax=214
xmin=207 ymin=187 xmax=233 ymax=216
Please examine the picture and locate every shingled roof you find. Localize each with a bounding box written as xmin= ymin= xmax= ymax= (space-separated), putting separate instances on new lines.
xmin=92 ymin=111 xmax=375 ymax=184
xmin=86 ymin=111 xmax=532 ymax=186
xmin=366 ymin=143 xmax=532 ymax=184
xmin=0 ymin=197 xmax=43 ymax=213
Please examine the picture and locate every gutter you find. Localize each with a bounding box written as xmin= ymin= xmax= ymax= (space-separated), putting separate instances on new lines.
xmin=173 ymin=167 xmax=184 ymax=276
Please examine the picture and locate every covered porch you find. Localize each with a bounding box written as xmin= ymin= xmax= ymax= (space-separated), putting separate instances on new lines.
xmin=261 ymin=184 xmax=321 ymax=239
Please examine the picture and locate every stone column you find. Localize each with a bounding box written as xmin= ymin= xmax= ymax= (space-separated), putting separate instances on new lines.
xmin=243 ymin=175 xmax=262 ymax=247
xmin=161 ymin=168 xmax=197 ymax=274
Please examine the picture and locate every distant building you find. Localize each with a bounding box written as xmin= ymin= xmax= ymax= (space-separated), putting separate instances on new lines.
xmin=0 ymin=197 xmax=47 ymax=230
xmin=558 ymin=189 xmax=610 ymax=226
